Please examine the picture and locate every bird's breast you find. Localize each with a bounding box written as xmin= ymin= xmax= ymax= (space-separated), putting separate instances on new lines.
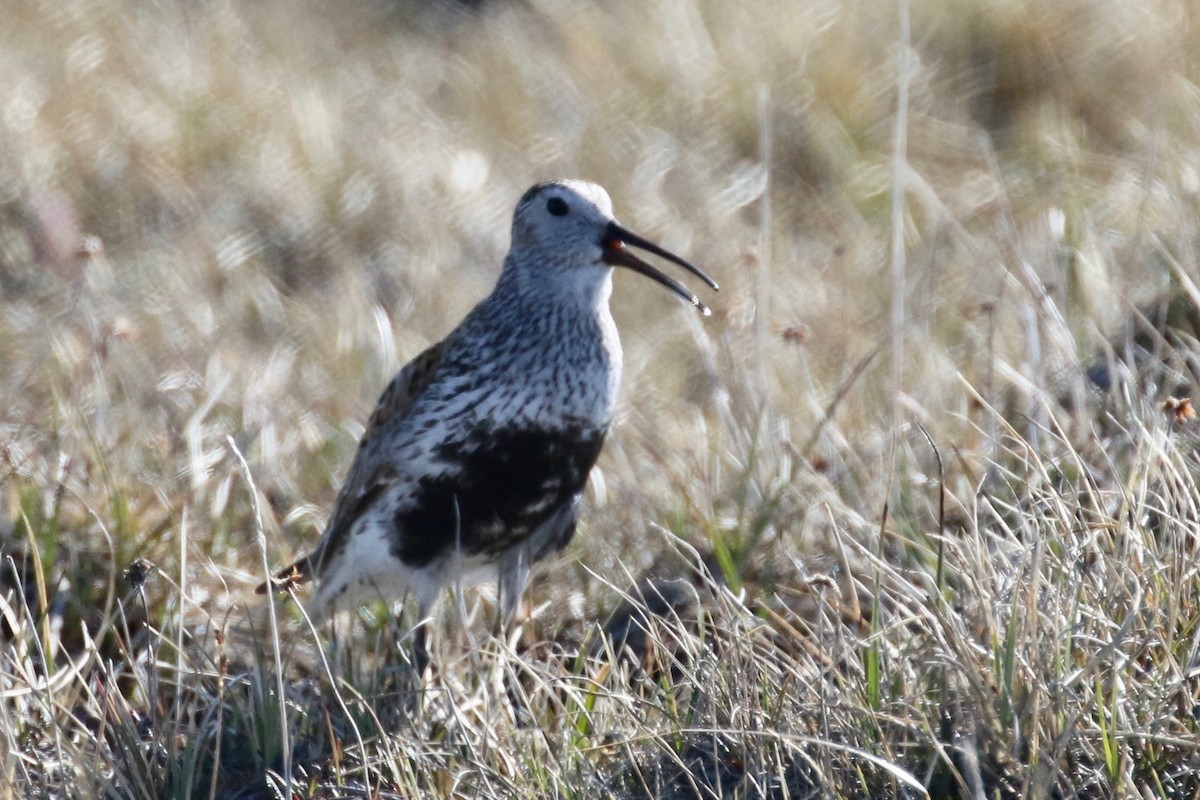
xmin=457 ymin=306 xmax=622 ymax=433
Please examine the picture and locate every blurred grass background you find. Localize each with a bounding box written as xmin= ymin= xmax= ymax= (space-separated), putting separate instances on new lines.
xmin=3 ymin=0 xmax=1200 ymax=797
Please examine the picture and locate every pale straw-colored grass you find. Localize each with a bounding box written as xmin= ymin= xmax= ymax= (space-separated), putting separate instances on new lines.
xmin=3 ymin=0 xmax=1200 ymax=796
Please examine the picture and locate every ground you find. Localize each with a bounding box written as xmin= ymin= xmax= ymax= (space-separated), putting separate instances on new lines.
xmin=2 ymin=0 xmax=1200 ymax=797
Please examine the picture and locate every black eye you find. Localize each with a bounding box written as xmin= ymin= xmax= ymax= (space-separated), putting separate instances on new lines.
xmin=546 ymin=197 xmax=569 ymax=216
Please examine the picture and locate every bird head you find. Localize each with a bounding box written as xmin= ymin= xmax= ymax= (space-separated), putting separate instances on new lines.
xmin=508 ymin=180 xmax=718 ymax=314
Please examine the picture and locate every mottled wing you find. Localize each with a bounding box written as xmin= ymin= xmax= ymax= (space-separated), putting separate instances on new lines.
xmin=257 ymin=340 xmax=446 ymax=593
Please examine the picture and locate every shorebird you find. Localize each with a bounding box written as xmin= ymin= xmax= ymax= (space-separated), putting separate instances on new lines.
xmin=259 ymin=180 xmax=717 ymax=674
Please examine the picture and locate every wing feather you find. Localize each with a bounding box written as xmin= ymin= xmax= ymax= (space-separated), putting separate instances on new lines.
xmin=256 ymin=340 xmax=446 ymax=593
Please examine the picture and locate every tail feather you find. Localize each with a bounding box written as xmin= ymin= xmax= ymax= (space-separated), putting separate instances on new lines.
xmin=255 ymin=557 xmax=311 ymax=595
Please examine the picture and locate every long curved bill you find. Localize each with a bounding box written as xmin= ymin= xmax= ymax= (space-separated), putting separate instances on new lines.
xmin=601 ymin=221 xmax=718 ymax=316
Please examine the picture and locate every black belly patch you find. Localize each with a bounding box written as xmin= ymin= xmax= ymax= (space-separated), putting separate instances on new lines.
xmin=395 ymin=425 xmax=606 ymax=566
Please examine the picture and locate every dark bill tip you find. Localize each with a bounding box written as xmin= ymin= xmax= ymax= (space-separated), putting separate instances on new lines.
xmin=602 ymin=222 xmax=717 ymax=314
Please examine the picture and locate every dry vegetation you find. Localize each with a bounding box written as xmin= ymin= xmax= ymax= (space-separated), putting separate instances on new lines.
xmin=3 ymin=0 xmax=1200 ymax=797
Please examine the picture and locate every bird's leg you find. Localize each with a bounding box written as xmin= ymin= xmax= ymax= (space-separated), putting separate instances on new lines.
xmin=386 ymin=600 xmax=432 ymax=720
xmin=409 ymin=596 xmax=435 ymax=679
xmin=496 ymin=552 xmax=534 ymax=725
xmin=496 ymin=550 xmax=531 ymax=643
xmin=411 ymin=620 xmax=431 ymax=679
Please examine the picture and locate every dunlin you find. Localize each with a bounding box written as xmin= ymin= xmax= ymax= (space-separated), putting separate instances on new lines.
xmin=260 ymin=180 xmax=717 ymax=673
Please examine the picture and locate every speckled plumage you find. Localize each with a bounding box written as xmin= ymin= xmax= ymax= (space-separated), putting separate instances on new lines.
xmin=260 ymin=180 xmax=716 ymax=673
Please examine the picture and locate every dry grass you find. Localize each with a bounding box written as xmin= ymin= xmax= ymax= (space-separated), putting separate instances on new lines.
xmin=3 ymin=0 xmax=1200 ymax=797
